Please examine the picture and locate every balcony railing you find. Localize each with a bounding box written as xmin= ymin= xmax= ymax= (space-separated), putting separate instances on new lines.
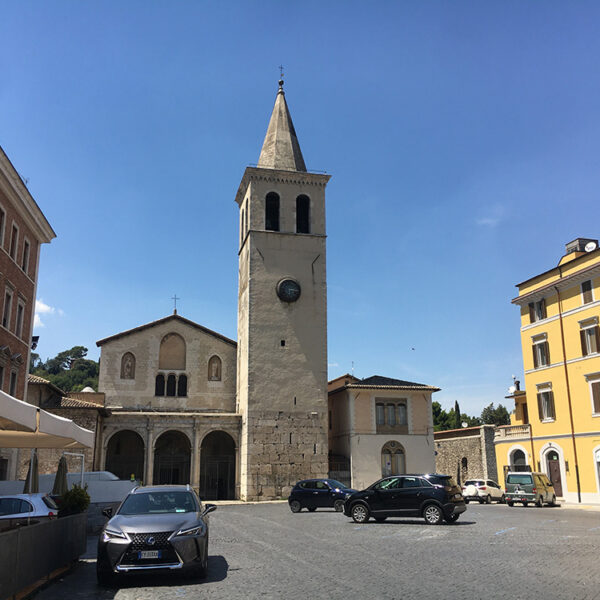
xmin=494 ymin=424 xmax=531 ymax=440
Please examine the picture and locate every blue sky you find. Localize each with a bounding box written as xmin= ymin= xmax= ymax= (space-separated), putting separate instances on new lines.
xmin=2 ymin=1 xmax=599 ymax=416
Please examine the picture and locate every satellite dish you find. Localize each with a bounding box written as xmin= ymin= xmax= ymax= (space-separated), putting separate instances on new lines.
xmin=461 ymin=421 xmax=468 ymax=428
xmin=585 ymin=241 xmax=597 ymax=252
xmin=508 ymin=385 xmax=516 ymax=394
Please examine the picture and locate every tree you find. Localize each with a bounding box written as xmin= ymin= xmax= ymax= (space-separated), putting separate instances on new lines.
xmin=480 ymin=403 xmax=511 ymax=426
xmin=30 ymin=346 xmax=98 ymax=393
xmin=454 ymin=401 xmax=462 ymax=429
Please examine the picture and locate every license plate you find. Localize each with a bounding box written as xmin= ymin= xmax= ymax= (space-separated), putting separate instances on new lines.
xmin=138 ymin=550 xmax=161 ymax=559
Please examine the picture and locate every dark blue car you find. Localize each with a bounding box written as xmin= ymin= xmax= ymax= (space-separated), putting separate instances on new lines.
xmin=288 ymin=479 xmax=356 ymax=513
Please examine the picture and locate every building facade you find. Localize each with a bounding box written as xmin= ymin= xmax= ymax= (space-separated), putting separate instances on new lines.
xmin=0 ymin=146 xmax=55 ymax=480
xmin=495 ymin=238 xmax=600 ymax=503
xmin=328 ymin=375 xmax=438 ymax=491
xmin=93 ymin=80 xmax=330 ymax=500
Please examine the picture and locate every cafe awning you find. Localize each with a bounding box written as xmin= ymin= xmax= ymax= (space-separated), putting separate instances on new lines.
xmin=0 ymin=390 xmax=94 ymax=449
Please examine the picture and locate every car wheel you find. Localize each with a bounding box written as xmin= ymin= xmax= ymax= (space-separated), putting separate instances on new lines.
xmin=289 ymin=500 xmax=302 ymax=513
xmin=507 ymin=500 xmax=514 ymax=507
xmin=485 ymin=495 xmax=491 ymax=504
xmin=351 ymin=503 xmax=370 ymax=523
xmin=500 ymin=494 xmax=506 ymax=504
xmin=549 ymin=495 xmax=557 ymax=507
xmin=535 ymin=496 xmax=543 ymax=507
xmin=444 ymin=513 xmax=459 ymax=523
xmin=423 ymin=504 xmax=443 ymax=525
xmin=308 ymin=507 xmax=317 ymax=512
xmin=522 ymin=501 xmax=528 ymax=507
xmin=464 ymin=499 xmax=470 ymax=504
xmin=334 ymin=499 xmax=345 ymax=512
xmin=374 ymin=517 xmax=387 ymax=523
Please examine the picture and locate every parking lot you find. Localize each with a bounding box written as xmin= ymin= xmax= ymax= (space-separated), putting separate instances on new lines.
xmin=35 ymin=501 xmax=600 ymax=600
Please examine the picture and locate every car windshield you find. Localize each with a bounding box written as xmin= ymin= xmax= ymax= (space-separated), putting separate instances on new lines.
xmin=507 ymin=474 xmax=533 ymax=485
xmin=464 ymin=480 xmax=484 ymax=487
xmin=327 ymin=480 xmax=347 ymax=489
xmin=427 ymin=475 xmax=457 ymax=488
xmin=119 ymin=491 xmax=197 ymax=515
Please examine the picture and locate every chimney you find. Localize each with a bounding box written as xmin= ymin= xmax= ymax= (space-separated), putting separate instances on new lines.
xmin=565 ymin=238 xmax=598 ymax=254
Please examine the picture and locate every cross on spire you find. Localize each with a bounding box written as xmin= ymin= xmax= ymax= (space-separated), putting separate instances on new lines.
xmin=171 ymin=294 xmax=180 ymax=315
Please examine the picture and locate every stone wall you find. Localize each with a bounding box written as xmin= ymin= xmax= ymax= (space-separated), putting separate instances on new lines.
xmin=434 ymin=425 xmax=498 ymax=483
xmin=243 ymin=410 xmax=328 ymax=500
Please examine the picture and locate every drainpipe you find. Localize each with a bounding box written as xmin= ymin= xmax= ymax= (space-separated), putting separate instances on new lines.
xmin=554 ymin=274 xmax=582 ymax=503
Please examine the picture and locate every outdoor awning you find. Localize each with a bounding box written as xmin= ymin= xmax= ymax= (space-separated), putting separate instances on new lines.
xmin=0 ymin=390 xmax=94 ymax=449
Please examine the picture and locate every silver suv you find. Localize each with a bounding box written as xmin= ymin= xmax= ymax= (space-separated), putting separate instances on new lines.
xmin=97 ymin=485 xmax=216 ymax=585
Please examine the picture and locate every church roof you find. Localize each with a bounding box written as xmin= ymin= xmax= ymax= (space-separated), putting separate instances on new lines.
xmin=329 ymin=374 xmax=440 ymax=394
xmin=257 ymin=79 xmax=307 ymax=172
xmin=96 ymin=313 xmax=237 ymax=347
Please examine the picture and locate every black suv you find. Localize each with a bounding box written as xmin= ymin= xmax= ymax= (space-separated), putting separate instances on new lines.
xmin=343 ymin=474 xmax=466 ymax=525
xmin=288 ymin=479 xmax=356 ymax=513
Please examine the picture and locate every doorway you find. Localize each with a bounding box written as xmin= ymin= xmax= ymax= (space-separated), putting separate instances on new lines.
xmin=546 ymin=450 xmax=563 ymax=496
xmin=200 ymin=431 xmax=236 ymax=500
xmin=153 ymin=431 xmax=191 ymax=485
xmin=105 ymin=430 xmax=145 ymax=481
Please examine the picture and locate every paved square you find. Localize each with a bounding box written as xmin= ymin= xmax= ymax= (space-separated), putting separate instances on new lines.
xmin=35 ymin=502 xmax=600 ymax=600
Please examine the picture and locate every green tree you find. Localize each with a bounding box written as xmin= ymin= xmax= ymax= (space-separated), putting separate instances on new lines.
xmin=29 ymin=346 xmax=98 ymax=393
xmin=454 ymin=400 xmax=462 ymax=429
xmin=480 ymin=403 xmax=511 ymax=426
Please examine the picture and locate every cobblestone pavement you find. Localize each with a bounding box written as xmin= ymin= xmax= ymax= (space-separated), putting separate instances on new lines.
xmin=35 ymin=502 xmax=600 ymax=600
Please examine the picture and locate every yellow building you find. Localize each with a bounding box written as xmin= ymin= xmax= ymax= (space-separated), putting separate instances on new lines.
xmin=495 ymin=237 xmax=600 ymax=504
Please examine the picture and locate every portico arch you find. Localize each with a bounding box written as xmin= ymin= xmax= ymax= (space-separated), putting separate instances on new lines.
xmin=105 ymin=430 xmax=145 ymax=481
xmin=200 ymin=430 xmax=236 ymax=500
xmin=153 ymin=430 xmax=191 ymax=485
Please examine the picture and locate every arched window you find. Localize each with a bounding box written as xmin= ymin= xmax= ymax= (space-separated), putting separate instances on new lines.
xmin=510 ymin=449 xmax=526 ymax=470
xmin=155 ymin=374 xmax=165 ymax=396
xmin=296 ymin=195 xmax=310 ymax=233
xmin=208 ymin=355 xmax=222 ymax=381
xmin=120 ymin=352 xmax=136 ymax=379
xmin=381 ymin=441 xmax=405 ymax=477
xmin=177 ymin=374 xmax=187 ymax=397
xmin=265 ymin=192 xmax=280 ymax=231
xmin=159 ymin=333 xmax=186 ymax=370
xmin=166 ymin=374 xmax=176 ymax=397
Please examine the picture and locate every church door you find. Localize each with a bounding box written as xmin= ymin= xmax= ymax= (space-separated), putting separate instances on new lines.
xmin=105 ymin=430 xmax=145 ymax=481
xmin=200 ymin=431 xmax=236 ymax=500
xmin=153 ymin=431 xmax=191 ymax=485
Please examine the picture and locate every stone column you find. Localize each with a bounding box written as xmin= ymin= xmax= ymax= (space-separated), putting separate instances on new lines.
xmin=145 ymin=421 xmax=155 ymax=485
xmin=191 ymin=419 xmax=201 ymax=492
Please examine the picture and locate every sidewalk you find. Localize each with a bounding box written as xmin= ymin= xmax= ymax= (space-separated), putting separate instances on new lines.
xmin=557 ymin=499 xmax=600 ymax=511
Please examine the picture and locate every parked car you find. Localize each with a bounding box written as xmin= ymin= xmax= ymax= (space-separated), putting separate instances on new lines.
xmin=461 ymin=479 xmax=505 ymax=504
xmin=505 ymin=472 xmax=557 ymax=507
xmin=288 ymin=479 xmax=356 ymax=513
xmin=97 ymin=485 xmax=216 ymax=585
xmin=0 ymin=493 xmax=58 ymax=521
xmin=343 ymin=474 xmax=466 ymax=525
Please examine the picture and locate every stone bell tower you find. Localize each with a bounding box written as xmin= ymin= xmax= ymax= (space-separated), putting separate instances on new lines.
xmin=235 ymin=79 xmax=330 ymax=500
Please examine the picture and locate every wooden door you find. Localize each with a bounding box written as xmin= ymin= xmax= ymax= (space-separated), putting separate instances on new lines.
xmin=548 ymin=460 xmax=562 ymax=496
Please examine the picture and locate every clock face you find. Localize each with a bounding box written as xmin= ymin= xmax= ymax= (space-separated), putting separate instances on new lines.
xmin=276 ymin=278 xmax=301 ymax=302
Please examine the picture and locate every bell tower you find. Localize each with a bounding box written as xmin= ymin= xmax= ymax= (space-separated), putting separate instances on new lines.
xmin=235 ymin=79 xmax=330 ymax=500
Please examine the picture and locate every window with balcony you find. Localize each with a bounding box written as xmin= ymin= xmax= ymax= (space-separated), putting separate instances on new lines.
xmin=532 ymin=335 xmax=550 ymax=368
xmin=580 ymin=320 xmax=600 ymax=357
xmin=528 ymin=298 xmax=547 ymax=323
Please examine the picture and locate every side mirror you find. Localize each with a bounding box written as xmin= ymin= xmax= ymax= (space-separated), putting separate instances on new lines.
xmin=102 ymin=507 xmax=113 ymax=519
xmin=202 ymin=503 xmax=217 ymax=516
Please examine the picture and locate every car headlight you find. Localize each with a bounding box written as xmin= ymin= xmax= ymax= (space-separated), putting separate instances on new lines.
xmin=175 ymin=523 xmax=206 ymax=537
xmin=102 ymin=528 xmax=128 ymax=542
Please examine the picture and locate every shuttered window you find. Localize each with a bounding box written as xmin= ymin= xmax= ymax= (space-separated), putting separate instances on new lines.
xmin=532 ymin=340 xmax=550 ymax=368
xmin=537 ymin=390 xmax=555 ymax=421
xmin=580 ymin=325 xmax=600 ymax=356
xmin=528 ymin=299 xmax=547 ymax=323
xmin=591 ymin=381 xmax=600 ymax=414
xmin=582 ymin=280 xmax=593 ymax=304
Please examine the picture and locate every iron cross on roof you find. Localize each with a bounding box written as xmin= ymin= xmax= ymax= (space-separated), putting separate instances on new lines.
xmin=171 ymin=294 xmax=180 ymax=314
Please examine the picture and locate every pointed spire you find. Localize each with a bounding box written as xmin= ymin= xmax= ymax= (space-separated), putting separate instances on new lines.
xmin=257 ymin=77 xmax=307 ymax=172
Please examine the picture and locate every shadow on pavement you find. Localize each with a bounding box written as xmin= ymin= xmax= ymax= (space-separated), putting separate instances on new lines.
xmin=104 ymin=555 xmax=229 ymax=590
xmin=345 ymin=518 xmax=477 ymax=526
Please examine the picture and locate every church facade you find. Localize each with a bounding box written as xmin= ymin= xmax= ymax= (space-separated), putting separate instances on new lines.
xmin=94 ymin=80 xmax=329 ymax=501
